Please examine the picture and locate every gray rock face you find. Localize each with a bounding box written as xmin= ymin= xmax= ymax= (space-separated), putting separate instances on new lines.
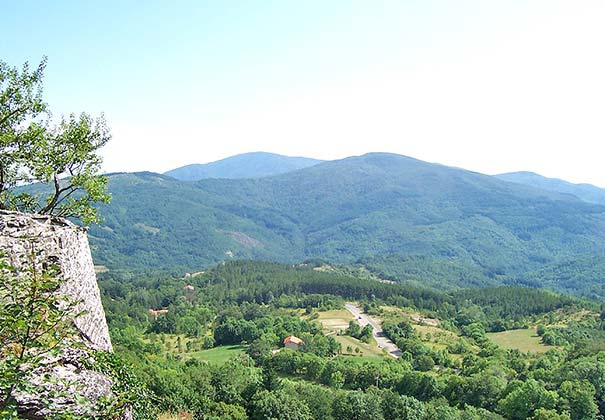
xmin=0 ymin=211 xmax=123 ymax=418
xmin=0 ymin=211 xmax=112 ymax=351
xmin=12 ymin=347 xmax=114 ymax=419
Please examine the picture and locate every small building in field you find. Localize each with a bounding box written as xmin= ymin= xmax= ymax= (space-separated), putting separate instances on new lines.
xmin=184 ymin=284 xmax=195 ymax=291
xmin=283 ymin=335 xmax=305 ymax=350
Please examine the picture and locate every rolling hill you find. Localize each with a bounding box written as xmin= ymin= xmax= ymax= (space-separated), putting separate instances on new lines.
xmin=89 ymin=153 xmax=605 ymax=298
xmin=164 ymin=151 xmax=323 ymax=181
xmin=497 ymin=171 xmax=605 ymax=205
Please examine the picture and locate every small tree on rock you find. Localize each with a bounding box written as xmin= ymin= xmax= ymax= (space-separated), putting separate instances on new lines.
xmin=0 ymin=58 xmax=110 ymax=224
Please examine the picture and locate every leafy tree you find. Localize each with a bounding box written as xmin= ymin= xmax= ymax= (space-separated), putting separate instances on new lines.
xmin=557 ymin=356 xmax=605 ymax=415
xmin=497 ymin=379 xmax=558 ymax=420
xmin=558 ymin=380 xmax=598 ymax=420
xmin=381 ymin=390 xmax=426 ymax=420
xmin=529 ymin=408 xmax=571 ymax=420
xmin=346 ymin=320 xmax=361 ymax=338
xmin=179 ymin=315 xmax=202 ymax=337
xmin=415 ymin=355 xmax=435 ymax=372
xmin=287 ymin=381 xmax=335 ymax=420
xmin=462 ymin=369 xmax=507 ymax=411
xmin=208 ymin=401 xmax=247 ymax=420
xmin=329 ymin=371 xmax=345 ymax=389
xmin=247 ymin=338 xmax=275 ymax=364
xmin=332 ymin=390 xmax=384 ymax=420
xmin=425 ymin=401 xmax=461 ymax=420
xmin=250 ymin=390 xmax=313 ymax=420
xmin=202 ymin=335 xmax=216 ymax=349
xmin=148 ymin=311 xmax=177 ymax=334
xmin=359 ymin=324 xmax=373 ymax=343
xmin=0 ymin=59 xmax=46 ymax=207
xmin=463 ymin=405 xmax=506 ymax=420
xmin=261 ymin=362 xmax=282 ymax=392
xmin=0 ymin=58 xmax=110 ymax=223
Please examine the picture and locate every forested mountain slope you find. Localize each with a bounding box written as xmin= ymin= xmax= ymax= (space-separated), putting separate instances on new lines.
xmin=497 ymin=171 xmax=605 ymax=205
xmin=164 ymin=151 xmax=323 ymax=181
xmin=89 ymin=153 xmax=605 ymax=298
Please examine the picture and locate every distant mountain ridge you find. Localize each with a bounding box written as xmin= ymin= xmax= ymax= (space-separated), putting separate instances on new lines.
xmin=497 ymin=171 xmax=605 ymax=205
xmin=89 ymin=152 xmax=605 ymax=299
xmin=164 ymin=151 xmax=323 ymax=181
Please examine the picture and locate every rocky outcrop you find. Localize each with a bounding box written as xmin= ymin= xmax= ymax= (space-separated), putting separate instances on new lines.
xmin=0 ymin=211 xmax=120 ymax=418
xmin=11 ymin=347 xmax=114 ymax=419
xmin=0 ymin=211 xmax=112 ymax=351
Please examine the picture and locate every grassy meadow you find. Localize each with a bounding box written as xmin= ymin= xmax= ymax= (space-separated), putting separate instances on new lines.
xmin=487 ymin=328 xmax=555 ymax=353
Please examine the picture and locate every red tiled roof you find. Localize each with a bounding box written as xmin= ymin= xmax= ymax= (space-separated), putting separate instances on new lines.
xmin=283 ymin=335 xmax=304 ymax=345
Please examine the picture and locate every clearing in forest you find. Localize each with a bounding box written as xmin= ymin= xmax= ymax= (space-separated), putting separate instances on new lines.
xmin=313 ymin=308 xmax=386 ymax=358
xmin=315 ymin=309 xmax=355 ymax=333
xmin=184 ymin=344 xmax=247 ymax=364
xmin=487 ymin=328 xmax=555 ymax=353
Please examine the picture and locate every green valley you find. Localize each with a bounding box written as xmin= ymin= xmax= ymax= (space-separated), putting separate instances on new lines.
xmin=100 ymin=260 xmax=605 ymax=419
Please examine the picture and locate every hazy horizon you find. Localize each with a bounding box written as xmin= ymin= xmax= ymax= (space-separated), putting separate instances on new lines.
xmin=155 ymin=150 xmax=603 ymax=189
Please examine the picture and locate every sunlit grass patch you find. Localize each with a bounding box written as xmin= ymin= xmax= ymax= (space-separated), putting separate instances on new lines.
xmin=184 ymin=344 xmax=247 ymax=364
xmin=487 ymin=328 xmax=555 ymax=353
xmin=315 ymin=309 xmax=355 ymax=332
xmin=334 ymin=334 xmax=385 ymax=358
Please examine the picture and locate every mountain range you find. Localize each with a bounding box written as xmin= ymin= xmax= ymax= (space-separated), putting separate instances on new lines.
xmin=88 ymin=152 xmax=605 ymax=299
xmin=164 ymin=151 xmax=323 ymax=181
xmin=496 ymin=171 xmax=605 ymax=205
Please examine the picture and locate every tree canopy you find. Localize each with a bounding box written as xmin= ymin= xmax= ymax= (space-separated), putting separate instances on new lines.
xmin=0 ymin=57 xmax=110 ymax=223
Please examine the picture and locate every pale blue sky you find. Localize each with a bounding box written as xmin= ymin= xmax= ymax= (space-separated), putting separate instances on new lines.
xmin=3 ymin=1 xmax=605 ymax=185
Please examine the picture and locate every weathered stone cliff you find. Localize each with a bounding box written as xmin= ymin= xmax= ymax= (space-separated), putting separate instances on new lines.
xmin=0 ymin=211 xmax=121 ymax=418
xmin=0 ymin=211 xmax=112 ymax=351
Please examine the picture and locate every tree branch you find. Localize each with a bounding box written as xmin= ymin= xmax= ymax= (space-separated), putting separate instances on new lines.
xmin=0 ymin=106 xmax=27 ymax=128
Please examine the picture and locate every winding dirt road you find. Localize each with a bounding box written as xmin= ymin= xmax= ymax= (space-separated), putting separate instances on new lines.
xmin=344 ymin=303 xmax=402 ymax=358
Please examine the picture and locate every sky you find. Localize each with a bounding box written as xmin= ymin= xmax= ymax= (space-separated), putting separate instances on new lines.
xmin=2 ymin=1 xmax=605 ymax=185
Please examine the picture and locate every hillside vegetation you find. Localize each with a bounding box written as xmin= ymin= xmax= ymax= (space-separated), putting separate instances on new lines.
xmin=164 ymin=151 xmax=322 ymax=181
xmin=89 ymin=153 xmax=605 ymax=299
xmin=497 ymin=171 xmax=605 ymax=205
xmin=100 ymin=260 xmax=605 ymax=420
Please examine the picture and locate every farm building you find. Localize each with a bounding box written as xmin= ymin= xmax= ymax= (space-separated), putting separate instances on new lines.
xmin=283 ymin=335 xmax=305 ymax=350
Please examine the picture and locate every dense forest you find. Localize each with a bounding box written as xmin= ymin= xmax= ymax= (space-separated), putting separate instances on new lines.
xmin=98 ymin=261 xmax=605 ymax=419
xmin=82 ymin=154 xmax=605 ymax=300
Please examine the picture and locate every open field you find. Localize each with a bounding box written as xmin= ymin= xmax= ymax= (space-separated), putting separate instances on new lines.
xmin=184 ymin=344 xmax=247 ymax=364
xmin=316 ymin=309 xmax=355 ymax=333
xmin=377 ymin=305 xmax=465 ymax=351
xmin=380 ymin=306 xmax=439 ymax=326
xmin=334 ymin=334 xmax=385 ymax=358
xmin=380 ymin=305 xmax=423 ymax=319
xmin=414 ymin=323 xmax=456 ymax=340
xmin=147 ymin=334 xmax=247 ymax=364
xmin=313 ymin=308 xmax=386 ymax=358
xmin=487 ymin=328 xmax=555 ymax=353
